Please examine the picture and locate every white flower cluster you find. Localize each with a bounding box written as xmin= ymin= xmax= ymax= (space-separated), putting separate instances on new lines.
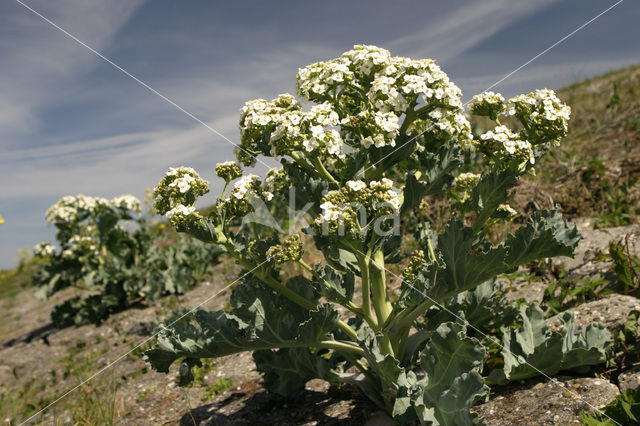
xmin=507 ymin=89 xmax=570 ymax=144
xmin=45 ymin=195 xmax=110 ymax=224
xmin=239 ymin=94 xmax=345 ymax=160
xmin=295 ymin=45 xmax=471 ymax=146
xmin=154 ymin=167 xmax=209 ymax=219
xmin=477 ymin=125 xmax=535 ymax=168
xmin=111 ymin=195 xmax=141 ymax=213
xmin=409 ymin=108 xmax=471 ymax=145
xmin=62 ymin=234 xmax=99 ymax=258
xmin=218 ymin=174 xmax=274 ymax=219
xmin=165 ymin=204 xmax=196 ymax=219
xmin=33 ymin=241 xmax=55 ymax=257
xmin=496 ymin=203 xmax=518 ymax=220
xmin=231 ymin=175 xmax=267 ymax=200
xmin=470 ymin=91 xmax=506 ymax=118
xmin=342 ymin=110 xmax=401 ymax=148
xmin=314 ymin=178 xmax=401 ymax=236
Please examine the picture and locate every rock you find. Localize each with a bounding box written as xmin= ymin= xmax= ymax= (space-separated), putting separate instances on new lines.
xmin=503 ymin=277 xmax=547 ymax=304
xmin=554 ymin=222 xmax=639 ymax=278
xmin=547 ymin=294 xmax=640 ymax=331
xmin=618 ymin=366 xmax=640 ymax=392
xmin=473 ymin=376 xmax=619 ymax=425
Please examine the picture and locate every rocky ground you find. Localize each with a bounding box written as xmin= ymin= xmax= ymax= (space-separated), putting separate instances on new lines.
xmin=1 ymin=220 xmax=639 ymax=425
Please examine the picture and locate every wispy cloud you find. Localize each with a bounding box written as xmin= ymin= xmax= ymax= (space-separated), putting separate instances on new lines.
xmin=388 ymin=0 xmax=559 ymax=63
xmin=0 ymin=0 xmax=146 ymax=141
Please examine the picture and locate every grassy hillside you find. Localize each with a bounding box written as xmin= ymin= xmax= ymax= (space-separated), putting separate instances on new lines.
xmin=513 ymin=65 xmax=640 ymax=227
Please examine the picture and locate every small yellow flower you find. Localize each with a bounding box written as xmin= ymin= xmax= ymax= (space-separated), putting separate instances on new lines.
xmin=0 ymin=214 xmax=4 ymax=225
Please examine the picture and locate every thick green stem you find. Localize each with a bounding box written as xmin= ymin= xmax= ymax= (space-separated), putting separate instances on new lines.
xmin=369 ymin=249 xmax=392 ymax=327
xmin=426 ymin=235 xmax=437 ymax=262
xmin=318 ymin=340 xmax=364 ymax=355
xmin=355 ymin=252 xmax=377 ymax=329
xmin=386 ymin=298 xmax=434 ymax=337
xmin=311 ymin=157 xmax=339 ymax=185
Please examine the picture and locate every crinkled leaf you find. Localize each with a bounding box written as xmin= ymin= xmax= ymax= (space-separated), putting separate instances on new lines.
xmin=487 ymin=304 xmax=612 ymax=384
xmin=358 ymin=326 xmax=404 ymax=410
xmin=311 ymin=264 xmax=354 ymax=305
xmin=393 ymin=322 xmax=488 ymax=425
xmin=253 ymin=346 xmax=343 ymax=396
xmin=504 ymin=209 xmax=581 ymax=267
xmin=466 ymin=170 xmax=518 ymax=230
xmin=144 ymin=277 xmax=339 ymax=378
xmin=558 ymin=312 xmax=613 ymax=372
xmin=398 ymin=210 xmax=580 ymax=311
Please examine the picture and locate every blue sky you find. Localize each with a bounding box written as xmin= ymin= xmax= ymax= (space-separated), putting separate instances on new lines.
xmin=0 ymin=0 xmax=638 ymax=268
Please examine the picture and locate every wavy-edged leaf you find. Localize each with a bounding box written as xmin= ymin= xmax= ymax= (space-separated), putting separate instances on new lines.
xmin=487 ymin=304 xmax=612 ymax=384
xmin=393 ymin=322 xmax=488 ymax=425
xmin=144 ymin=277 xmax=339 ymax=377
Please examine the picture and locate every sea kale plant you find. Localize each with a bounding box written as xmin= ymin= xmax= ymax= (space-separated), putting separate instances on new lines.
xmin=33 ymin=194 xmax=222 ymax=327
xmin=144 ymin=45 xmax=612 ymax=424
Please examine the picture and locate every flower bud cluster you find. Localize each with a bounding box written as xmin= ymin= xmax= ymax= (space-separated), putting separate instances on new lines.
xmin=215 ymin=161 xmax=243 ymax=183
xmin=45 ymin=195 xmax=110 ymax=224
xmin=453 ymin=172 xmax=481 ymax=201
xmin=403 ymin=250 xmax=427 ymax=282
xmin=263 ymin=167 xmax=290 ymax=196
xmin=33 ymin=241 xmax=56 ymax=257
xmin=110 ymin=195 xmax=141 ymax=213
xmin=154 ymin=167 xmax=209 ymax=226
xmin=266 ymin=234 xmax=303 ymax=264
xmin=469 ymin=91 xmax=506 ymax=119
xmin=454 ymin=173 xmax=481 ymax=191
xmin=313 ymin=178 xmax=401 ymax=237
xmin=507 ymin=89 xmax=570 ymax=144
xmin=476 ymin=125 xmax=535 ymax=170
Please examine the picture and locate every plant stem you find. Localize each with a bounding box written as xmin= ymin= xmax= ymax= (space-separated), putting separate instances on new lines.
xmin=355 ymin=252 xmax=377 ymax=329
xmin=318 ymin=340 xmax=364 ymax=356
xmin=369 ymin=249 xmax=392 ymax=327
xmin=311 ymin=157 xmax=339 ymax=185
xmin=426 ymin=235 xmax=437 ymax=262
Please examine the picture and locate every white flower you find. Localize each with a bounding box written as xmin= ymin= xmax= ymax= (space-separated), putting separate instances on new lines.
xmin=166 ymin=204 xmax=196 ymax=219
xmin=347 ymin=180 xmax=366 ymax=192
xmin=34 ymin=242 xmax=55 ymax=257
xmin=232 ymin=175 xmax=259 ymax=200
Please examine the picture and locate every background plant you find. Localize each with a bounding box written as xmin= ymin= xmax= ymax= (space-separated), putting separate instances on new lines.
xmin=144 ymin=45 xmax=613 ymax=424
xmin=32 ymin=193 xmax=223 ymax=327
